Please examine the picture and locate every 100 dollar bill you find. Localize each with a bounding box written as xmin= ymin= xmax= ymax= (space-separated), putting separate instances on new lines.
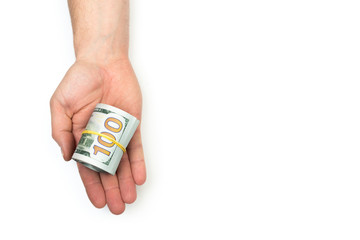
xmin=72 ymin=103 xmax=139 ymax=175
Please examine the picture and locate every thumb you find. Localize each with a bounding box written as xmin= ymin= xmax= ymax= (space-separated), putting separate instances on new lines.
xmin=50 ymin=98 xmax=75 ymax=161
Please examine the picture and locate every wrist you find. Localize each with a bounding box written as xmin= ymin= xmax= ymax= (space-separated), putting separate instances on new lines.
xmin=74 ymin=34 xmax=129 ymax=65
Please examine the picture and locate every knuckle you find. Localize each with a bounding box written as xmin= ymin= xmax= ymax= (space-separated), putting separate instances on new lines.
xmin=49 ymin=96 xmax=55 ymax=108
xmin=128 ymin=142 xmax=143 ymax=151
xmin=51 ymin=129 xmax=58 ymax=140
xmin=131 ymin=158 xmax=145 ymax=164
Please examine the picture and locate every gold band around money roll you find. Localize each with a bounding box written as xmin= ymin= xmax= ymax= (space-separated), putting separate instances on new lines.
xmin=82 ymin=130 xmax=126 ymax=152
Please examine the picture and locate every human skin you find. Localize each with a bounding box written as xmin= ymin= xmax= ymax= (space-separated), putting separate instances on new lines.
xmin=50 ymin=0 xmax=146 ymax=215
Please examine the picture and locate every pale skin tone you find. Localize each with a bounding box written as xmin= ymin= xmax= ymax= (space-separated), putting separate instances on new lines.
xmin=50 ymin=0 xmax=146 ymax=214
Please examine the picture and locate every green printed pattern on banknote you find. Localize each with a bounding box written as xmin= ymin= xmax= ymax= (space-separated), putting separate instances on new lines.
xmin=72 ymin=103 xmax=139 ymax=175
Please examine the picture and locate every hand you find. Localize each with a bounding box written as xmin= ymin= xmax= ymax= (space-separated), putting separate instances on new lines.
xmin=50 ymin=59 xmax=146 ymax=214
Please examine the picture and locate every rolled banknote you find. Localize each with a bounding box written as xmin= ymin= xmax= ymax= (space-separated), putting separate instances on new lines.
xmin=72 ymin=103 xmax=140 ymax=175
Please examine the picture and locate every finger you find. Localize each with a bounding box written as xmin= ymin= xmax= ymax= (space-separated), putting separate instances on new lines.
xmin=100 ymin=172 xmax=125 ymax=215
xmin=50 ymin=98 xmax=75 ymax=161
xmin=117 ymin=152 xmax=137 ymax=204
xmin=127 ymin=129 xmax=146 ymax=185
xmin=77 ymin=163 xmax=106 ymax=208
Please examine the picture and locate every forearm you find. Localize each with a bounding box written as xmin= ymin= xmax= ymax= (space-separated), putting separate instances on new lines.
xmin=68 ymin=0 xmax=129 ymax=64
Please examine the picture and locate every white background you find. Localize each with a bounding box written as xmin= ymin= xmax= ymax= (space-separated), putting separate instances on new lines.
xmin=0 ymin=0 xmax=359 ymax=239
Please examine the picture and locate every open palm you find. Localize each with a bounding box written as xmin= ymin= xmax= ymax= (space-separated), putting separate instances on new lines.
xmin=50 ymin=59 xmax=146 ymax=214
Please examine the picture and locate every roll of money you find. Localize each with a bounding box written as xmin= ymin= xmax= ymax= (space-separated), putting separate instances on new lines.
xmin=72 ymin=103 xmax=140 ymax=175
